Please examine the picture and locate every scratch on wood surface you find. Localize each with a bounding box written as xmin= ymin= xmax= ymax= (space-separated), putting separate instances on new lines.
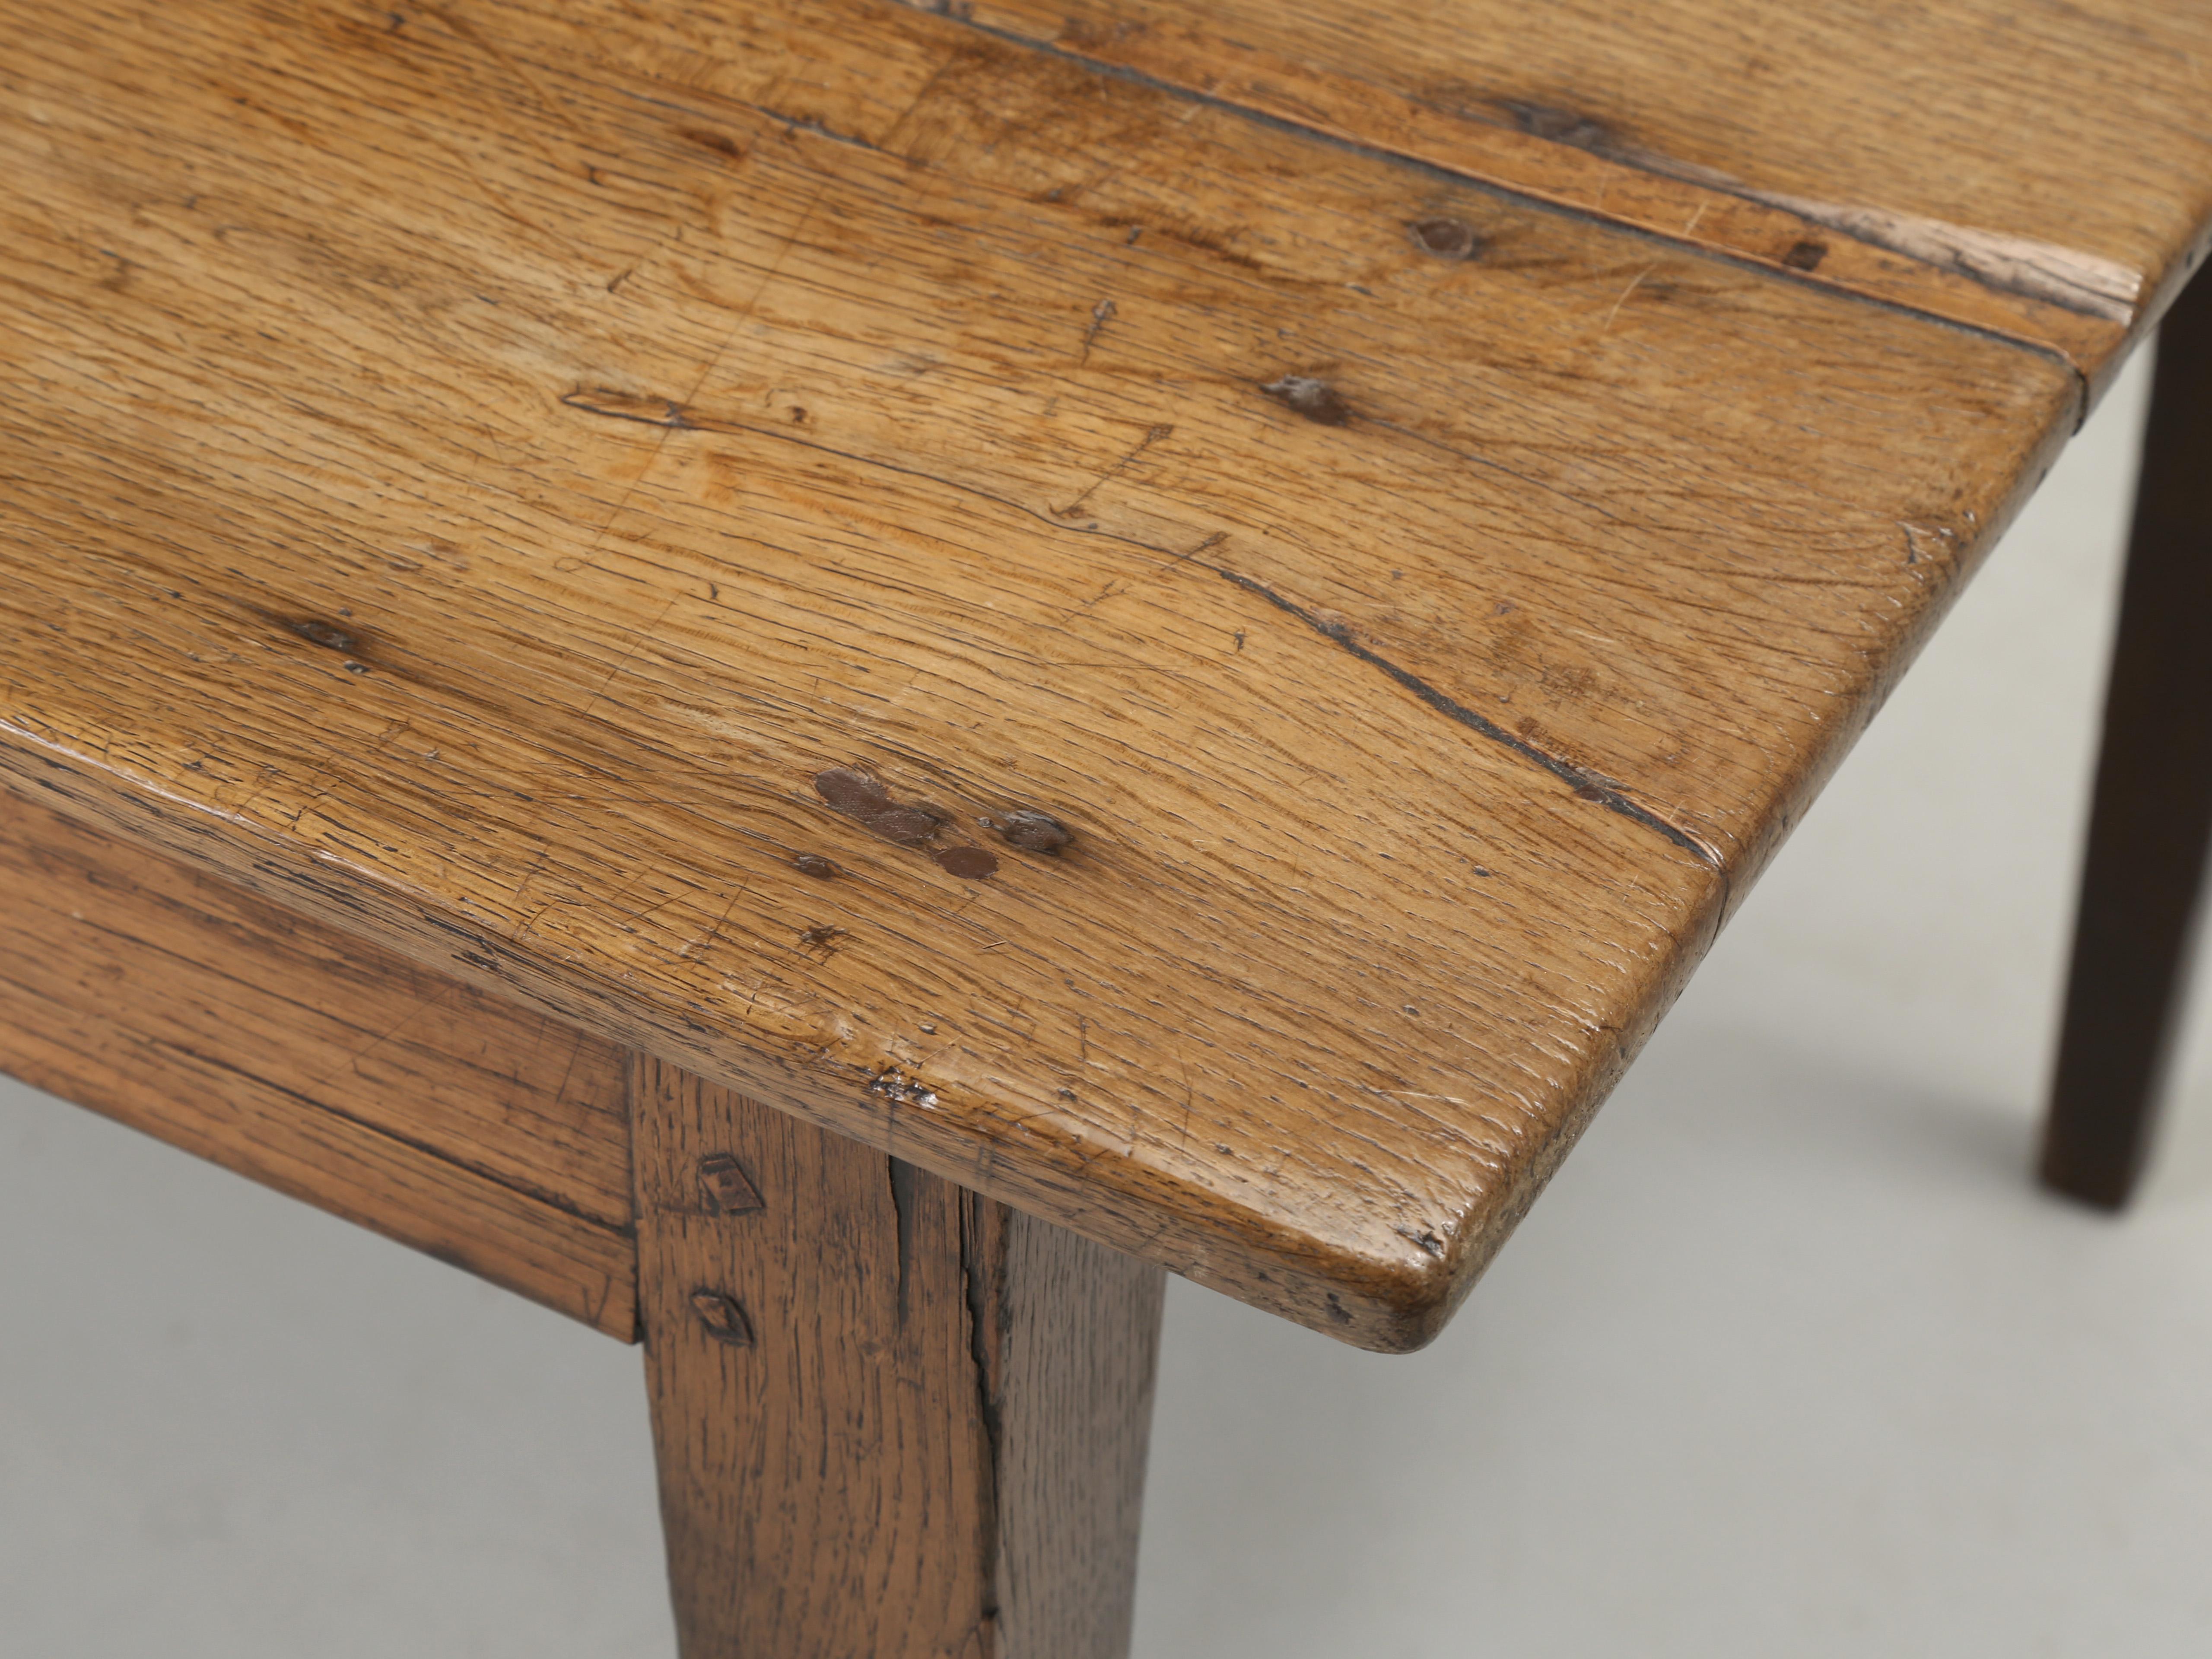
xmin=1597 ymin=262 xmax=1657 ymax=334
xmin=1078 ymin=296 xmax=1117 ymax=365
xmin=1052 ymin=422 xmax=1173 ymax=518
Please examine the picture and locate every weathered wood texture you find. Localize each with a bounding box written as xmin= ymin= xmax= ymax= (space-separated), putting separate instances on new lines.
xmin=2043 ymin=272 xmax=2212 ymax=1208
xmin=930 ymin=0 xmax=2212 ymax=386
xmin=634 ymin=1058 xmax=1162 ymax=1658
xmin=0 ymin=781 xmax=637 ymax=1337
xmin=0 ymin=0 xmax=2177 ymax=1348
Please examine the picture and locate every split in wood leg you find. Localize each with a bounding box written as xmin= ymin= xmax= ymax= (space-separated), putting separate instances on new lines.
xmin=631 ymin=1056 xmax=1164 ymax=1658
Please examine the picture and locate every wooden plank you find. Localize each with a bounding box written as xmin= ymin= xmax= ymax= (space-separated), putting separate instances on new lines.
xmin=0 ymin=0 xmax=2104 ymax=1347
xmin=0 ymin=783 xmax=637 ymax=1339
xmin=924 ymin=0 xmax=2212 ymax=386
xmin=633 ymin=1058 xmax=1161 ymax=1657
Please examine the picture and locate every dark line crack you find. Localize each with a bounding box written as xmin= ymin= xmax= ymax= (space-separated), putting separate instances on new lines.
xmin=559 ymin=386 xmax=1726 ymax=873
xmin=1215 ymin=567 xmax=1723 ymax=869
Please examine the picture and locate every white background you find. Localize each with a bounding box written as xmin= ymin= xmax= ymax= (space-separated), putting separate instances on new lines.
xmin=5 ymin=345 xmax=2209 ymax=1656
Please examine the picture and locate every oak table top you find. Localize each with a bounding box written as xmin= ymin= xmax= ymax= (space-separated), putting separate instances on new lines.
xmin=4 ymin=0 xmax=2208 ymax=1351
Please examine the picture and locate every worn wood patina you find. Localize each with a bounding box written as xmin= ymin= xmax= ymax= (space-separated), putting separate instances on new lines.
xmin=5 ymin=0 xmax=2212 ymax=1649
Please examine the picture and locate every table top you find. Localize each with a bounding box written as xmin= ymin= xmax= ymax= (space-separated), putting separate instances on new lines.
xmin=4 ymin=0 xmax=2206 ymax=1349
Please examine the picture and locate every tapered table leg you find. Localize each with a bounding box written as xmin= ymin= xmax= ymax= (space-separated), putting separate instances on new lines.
xmin=631 ymin=1056 xmax=1165 ymax=1657
xmin=2042 ymin=270 xmax=2212 ymax=1207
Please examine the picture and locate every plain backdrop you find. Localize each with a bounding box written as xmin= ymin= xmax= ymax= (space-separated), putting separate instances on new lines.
xmin=5 ymin=343 xmax=2209 ymax=1657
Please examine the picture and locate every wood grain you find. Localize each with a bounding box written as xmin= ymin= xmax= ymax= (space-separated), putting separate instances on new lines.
xmin=0 ymin=0 xmax=2165 ymax=1347
xmin=926 ymin=0 xmax=2212 ymax=387
xmin=0 ymin=781 xmax=636 ymax=1338
xmin=634 ymin=1058 xmax=1161 ymax=1658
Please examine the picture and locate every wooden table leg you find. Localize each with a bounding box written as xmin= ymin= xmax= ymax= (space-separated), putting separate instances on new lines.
xmin=2042 ymin=268 xmax=2212 ymax=1207
xmin=631 ymin=1057 xmax=1165 ymax=1657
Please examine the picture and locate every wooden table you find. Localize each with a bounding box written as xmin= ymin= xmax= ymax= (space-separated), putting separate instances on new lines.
xmin=4 ymin=0 xmax=2208 ymax=1650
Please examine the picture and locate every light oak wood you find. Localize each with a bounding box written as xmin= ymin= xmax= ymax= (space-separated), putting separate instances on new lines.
xmin=0 ymin=782 xmax=638 ymax=1336
xmin=2 ymin=0 xmax=2204 ymax=1348
xmin=634 ymin=1058 xmax=1162 ymax=1658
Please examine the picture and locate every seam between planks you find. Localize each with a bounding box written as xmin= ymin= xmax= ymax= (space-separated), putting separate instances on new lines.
xmin=909 ymin=7 xmax=2095 ymax=415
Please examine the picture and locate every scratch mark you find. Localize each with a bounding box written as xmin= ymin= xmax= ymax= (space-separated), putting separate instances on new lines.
xmin=681 ymin=885 xmax=748 ymax=962
xmin=1052 ymin=422 xmax=1173 ymax=518
xmin=308 ymin=985 xmax=454 ymax=1090
xmin=573 ymin=592 xmax=681 ymax=725
xmin=1078 ymin=296 xmax=1117 ymax=365
xmin=1598 ymin=262 xmax=1658 ymax=334
xmin=1156 ymin=530 xmax=1226 ymax=577
xmin=427 ymin=5 xmax=586 ymax=137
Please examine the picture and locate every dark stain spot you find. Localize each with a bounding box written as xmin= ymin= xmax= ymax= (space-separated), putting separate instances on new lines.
xmin=989 ymin=809 xmax=1071 ymax=854
xmin=680 ymin=127 xmax=745 ymax=161
xmin=1503 ymin=100 xmax=1615 ymax=151
xmin=934 ymin=845 xmax=999 ymax=880
xmin=1782 ymin=238 xmax=1828 ymax=272
xmin=289 ymin=618 xmax=356 ymax=652
xmin=790 ymin=406 xmax=808 ymax=423
xmin=814 ymin=766 xmax=892 ymax=817
xmin=815 ymin=766 xmax=964 ymax=853
xmin=690 ymin=1289 xmax=755 ymax=1346
xmin=793 ymin=853 xmax=838 ymax=878
xmin=798 ymin=923 xmax=846 ymax=950
xmin=1409 ymin=216 xmax=1483 ymax=260
xmin=1324 ymin=1293 xmax=1353 ymax=1326
xmin=1572 ymin=782 xmax=1608 ymax=802
xmin=870 ymin=805 xmax=944 ymax=846
xmin=1260 ymin=375 xmax=1352 ymax=426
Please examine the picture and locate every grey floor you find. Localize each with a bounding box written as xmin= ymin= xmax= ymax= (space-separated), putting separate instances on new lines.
xmin=6 ymin=346 xmax=2209 ymax=1656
